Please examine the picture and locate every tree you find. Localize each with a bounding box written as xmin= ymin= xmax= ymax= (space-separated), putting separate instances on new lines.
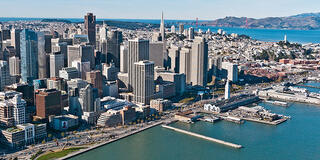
xmin=61 ymin=132 xmax=65 ymax=138
xmin=41 ymin=140 xmax=46 ymax=144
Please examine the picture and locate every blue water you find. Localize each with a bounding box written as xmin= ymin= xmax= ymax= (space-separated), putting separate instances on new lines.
xmin=1 ymin=17 xmax=320 ymax=44
xmin=70 ymin=83 xmax=320 ymax=160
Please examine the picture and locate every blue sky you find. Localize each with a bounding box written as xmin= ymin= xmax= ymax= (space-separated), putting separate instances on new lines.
xmin=1 ymin=0 xmax=319 ymax=20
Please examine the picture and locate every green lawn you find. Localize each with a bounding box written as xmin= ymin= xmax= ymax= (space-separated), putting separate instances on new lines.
xmin=37 ymin=147 xmax=87 ymax=160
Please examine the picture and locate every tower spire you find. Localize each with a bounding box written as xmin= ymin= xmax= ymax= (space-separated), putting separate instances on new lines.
xmin=160 ymin=11 xmax=165 ymax=42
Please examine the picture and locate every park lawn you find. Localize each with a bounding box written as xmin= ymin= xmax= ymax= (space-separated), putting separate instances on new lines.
xmin=37 ymin=147 xmax=87 ymax=160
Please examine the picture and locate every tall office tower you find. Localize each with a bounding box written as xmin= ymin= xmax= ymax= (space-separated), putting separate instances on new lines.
xmin=59 ymin=67 xmax=79 ymax=80
xmin=221 ymin=62 xmax=238 ymax=82
xmin=106 ymin=30 xmax=123 ymax=68
xmin=1 ymin=29 xmax=11 ymax=41
xmin=211 ymin=56 xmax=222 ymax=77
xmin=99 ymin=23 xmax=108 ymax=42
xmin=44 ymin=34 xmax=53 ymax=53
xmin=86 ymin=70 xmax=103 ymax=97
xmin=84 ymin=13 xmax=96 ymax=46
xmin=128 ymin=38 xmax=149 ymax=91
xmin=72 ymin=60 xmax=90 ymax=79
xmin=35 ymin=89 xmax=62 ymax=118
xmin=225 ymin=80 xmax=230 ymax=100
xmin=50 ymin=52 xmax=64 ymax=78
xmin=149 ymin=42 xmax=165 ymax=67
xmin=38 ymin=32 xmax=49 ymax=79
xmin=103 ymin=63 xmax=118 ymax=81
xmin=120 ymin=45 xmax=128 ymax=73
xmin=11 ymin=94 xmax=26 ymax=125
xmin=52 ymin=42 xmax=68 ymax=67
xmin=11 ymin=29 xmax=22 ymax=57
xmin=0 ymin=61 xmax=11 ymax=90
xmin=179 ymin=24 xmax=184 ymax=34
xmin=188 ymin=27 xmax=195 ymax=40
xmin=168 ymin=46 xmax=180 ymax=73
xmin=179 ymin=47 xmax=191 ymax=84
xmin=171 ymin=25 xmax=176 ymax=33
xmin=160 ymin=12 xmax=165 ymax=42
xmin=9 ymin=57 xmax=20 ymax=76
xmin=133 ymin=61 xmax=154 ymax=105
xmin=79 ymin=84 xmax=94 ymax=112
xmin=190 ymin=37 xmax=208 ymax=86
xmin=67 ymin=44 xmax=95 ymax=69
xmin=20 ymin=29 xmax=38 ymax=83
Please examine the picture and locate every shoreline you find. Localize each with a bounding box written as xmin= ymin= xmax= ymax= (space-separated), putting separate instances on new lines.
xmin=58 ymin=121 xmax=163 ymax=160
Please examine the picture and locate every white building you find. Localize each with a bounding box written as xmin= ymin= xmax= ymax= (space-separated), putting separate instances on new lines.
xmin=222 ymin=62 xmax=238 ymax=82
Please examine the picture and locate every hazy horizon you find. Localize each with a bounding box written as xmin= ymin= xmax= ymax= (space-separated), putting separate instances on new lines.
xmin=1 ymin=0 xmax=319 ymax=20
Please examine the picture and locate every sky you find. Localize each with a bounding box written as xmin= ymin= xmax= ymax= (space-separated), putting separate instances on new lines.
xmin=1 ymin=0 xmax=319 ymax=20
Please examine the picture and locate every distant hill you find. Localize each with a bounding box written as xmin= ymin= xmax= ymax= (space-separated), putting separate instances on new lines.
xmin=200 ymin=12 xmax=320 ymax=30
xmin=41 ymin=19 xmax=72 ymax=23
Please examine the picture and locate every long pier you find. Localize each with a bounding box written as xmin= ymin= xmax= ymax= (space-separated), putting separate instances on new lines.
xmin=296 ymin=84 xmax=320 ymax=89
xmin=162 ymin=125 xmax=242 ymax=149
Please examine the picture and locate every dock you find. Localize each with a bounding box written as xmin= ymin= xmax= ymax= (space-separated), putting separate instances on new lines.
xmin=296 ymin=84 xmax=320 ymax=89
xmin=161 ymin=125 xmax=242 ymax=149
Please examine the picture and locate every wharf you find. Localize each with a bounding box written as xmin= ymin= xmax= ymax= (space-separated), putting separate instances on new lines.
xmin=162 ymin=125 xmax=242 ymax=149
xmin=241 ymin=117 xmax=287 ymax=125
xmin=296 ymin=84 xmax=320 ymax=89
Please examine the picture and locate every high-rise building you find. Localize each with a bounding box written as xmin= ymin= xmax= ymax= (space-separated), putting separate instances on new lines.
xmin=103 ymin=63 xmax=118 ymax=81
xmin=188 ymin=27 xmax=195 ymax=40
xmin=37 ymin=32 xmax=49 ymax=79
xmin=179 ymin=47 xmax=191 ymax=83
xmin=133 ymin=61 xmax=154 ymax=105
xmin=9 ymin=56 xmax=20 ymax=76
xmin=50 ymin=52 xmax=64 ymax=78
xmin=179 ymin=24 xmax=184 ymax=34
xmin=86 ymin=70 xmax=103 ymax=97
xmin=79 ymin=84 xmax=94 ymax=112
xmin=120 ymin=45 xmax=128 ymax=73
xmin=0 ymin=60 xmax=11 ymax=90
xmin=221 ymin=62 xmax=238 ymax=82
xmin=0 ymin=101 xmax=14 ymax=127
xmin=44 ymin=34 xmax=53 ymax=53
xmin=20 ymin=29 xmax=38 ymax=83
xmin=171 ymin=25 xmax=176 ymax=33
xmin=35 ymin=89 xmax=62 ymax=118
xmin=84 ymin=13 xmax=96 ymax=46
xmin=168 ymin=46 xmax=180 ymax=73
xmin=67 ymin=44 xmax=95 ymax=69
xmin=71 ymin=60 xmax=90 ymax=79
xmin=11 ymin=29 xmax=21 ymax=57
xmin=190 ymin=37 xmax=208 ymax=86
xmin=149 ymin=42 xmax=165 ymax=67
xmin=59 ymin=67 xmax=79 ymax=80
xmin=106 ymin=30 xmax=123 ymax=68
xmin=160 ymin=12 xmax=165 ymax=42
xmin=51 ymin=40 xmax=68 ymax=67
xmin=128 ymin=38 xmax=149 ymax=91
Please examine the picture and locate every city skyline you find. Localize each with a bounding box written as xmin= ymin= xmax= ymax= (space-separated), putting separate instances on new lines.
xmin=1 ymin=0 xmax=320 ymax=20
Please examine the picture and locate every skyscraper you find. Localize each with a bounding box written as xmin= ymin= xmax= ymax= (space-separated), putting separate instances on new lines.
xmin=190 ymin=37 xmax=208 ymax=86
xmin=84 ymin=13 xmax=96 ymax=46
xmin=106 ymin=30 xmax=123 ymax=68
xmin=128 ymin=38 xmax=149 ymax=91
xmin=50 ymin=52 xmax=64 ymax=78
xmin=179 ymin=24 xmax=184 ymax=34
xmin=67 ymin=44 xmax=95 ymax=69
xmin=168 ymin=45 xmax=180 ymax=73
xmin=79 ymin=84 xmax=94 ymax=112
xmin=9 ymin=56 xmax=20 ymax=76
xmin=120 ymin=45 xmax=128 ymax=73
xmin=160 ymin=12 xmax=165 ymax=42
xmin=188 ymin=27 xmax=195 ymax=40
xmin=11 ymin=29 xmax=21 ymax=57
xmin=133 ymin=61 xmax=155 ymax=105
xmin=35 ymin=89 xmax=62 ymax=118
xmin=0 ymin=60 xmax=11 ymax=90
xmin=38 ymin=32 xmax=49 ymax=79
xmin=20 ymin=29 xmax=38 ymax=83
xmin=179 ymin=47 xmax=191 ymax=84
xmin=149 ymin=42 xmax=165 ymax=67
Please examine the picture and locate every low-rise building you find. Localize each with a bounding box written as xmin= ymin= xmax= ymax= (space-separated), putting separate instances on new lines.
xmin=150 ymin=99 xmax=172 ymax=112
xmin=49 ymin=114 xmax=79 ymax=131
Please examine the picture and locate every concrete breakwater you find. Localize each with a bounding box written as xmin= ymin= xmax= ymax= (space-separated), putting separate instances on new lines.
xmin=59 ymin=121 xmax=163 ymax=160
xmin=162 ymin=125 xmax=242 ymax=149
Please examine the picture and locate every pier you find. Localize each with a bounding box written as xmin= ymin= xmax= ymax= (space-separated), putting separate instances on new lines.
xmin=296 ymin=84 xmax=320 ymax=89
xmin=161 ymin=125 xmax=242 ymax=149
